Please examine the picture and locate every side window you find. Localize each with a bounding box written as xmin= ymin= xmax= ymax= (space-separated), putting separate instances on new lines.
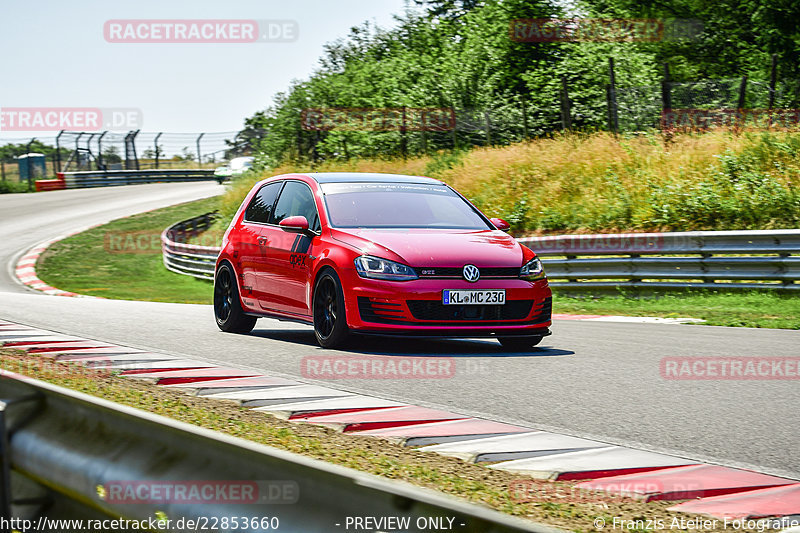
xmin=244 ymin=181 xmax=282 ymax=223
xmin=271 ymin=181 xmax=321 ymax=232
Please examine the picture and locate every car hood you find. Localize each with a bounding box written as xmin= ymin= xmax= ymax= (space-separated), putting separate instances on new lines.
xmin=332 ymin=228 xmax=525 ymax=267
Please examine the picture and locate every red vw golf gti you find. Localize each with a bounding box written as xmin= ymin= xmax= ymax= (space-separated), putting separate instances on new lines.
xmin=214 ymin=173 xmax=552 ymax=350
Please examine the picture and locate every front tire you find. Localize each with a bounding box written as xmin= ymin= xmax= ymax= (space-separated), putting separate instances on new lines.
xmin=498 ymin=335 xmax=544 ymax=352
xmin=214 ymin=263 xmax=257 ymax=334
xmin=313 ymin=270 xmax=350 ymax=348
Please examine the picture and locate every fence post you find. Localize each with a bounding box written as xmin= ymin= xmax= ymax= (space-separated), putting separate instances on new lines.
xmin=154 ymin=132 xmax=162 ymax=169
xmin=451 ymin=106 xmax=458 ymax=150
xmin=400 ymin=106 xmax=408 ymax=160
xmin=606 ymin=57 xmax=619 ymax=134
xmin=196 ymin=133 xmax=205 ymax=168
xmin=736 ymin=75 xmax=748 ymax=130
xmin=661 ymin=63 xmax=672 ymax=113
xmin=97 ymin=131 xmax=107 ymax=170
xmin=737 ymin=75 xmax=748 ymax=110
xmin=55 ymin=130 xmax=64 ymax=173
xmin=768 ymin=54 xmax=777 ymax=110
xmin=296 ymin=131 xmax=303 ymax=161
xmin=559 ymin=76 xmax=572 ymax=131
xmin=25 ymin=138 xmax=34 ymax=192
xmin=342 ymin=137 xmax=350 ymax=159
xmin=484 ymin=111 xmax=492 ymax=145
xmin=69 ymin=133 xmax=83 ymax=173
xmin=519 ymin=93 xmax=530 ymax=140
xmin=124 ymin=130 xmax=140 ymax=170
xmin=86 ymin=133 xmax=96 ymax=171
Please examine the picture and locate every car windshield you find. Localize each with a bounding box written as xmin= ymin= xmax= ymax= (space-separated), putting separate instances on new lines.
xmin=321 ymin=182 xmax=491 ymax=229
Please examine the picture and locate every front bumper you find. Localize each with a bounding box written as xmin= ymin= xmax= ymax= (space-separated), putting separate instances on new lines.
xmin=341 ymin=269 xmax=552 ymax=336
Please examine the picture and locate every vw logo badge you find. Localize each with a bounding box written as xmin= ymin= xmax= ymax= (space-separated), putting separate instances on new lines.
xmin=462 ymin=264 xmax=480 ymax=283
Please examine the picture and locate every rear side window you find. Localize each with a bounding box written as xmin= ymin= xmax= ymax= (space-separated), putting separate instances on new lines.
xmin=271 ymin=181 xmax=321 ymax=232
xmin=244 ymin=181 xmax=282 ymax=223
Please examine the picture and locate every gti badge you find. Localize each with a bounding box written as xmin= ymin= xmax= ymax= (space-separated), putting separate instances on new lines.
xmin=462 ymin=264 xmax=480 ymax=282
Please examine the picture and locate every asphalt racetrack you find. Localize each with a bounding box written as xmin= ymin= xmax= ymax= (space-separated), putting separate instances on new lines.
xmin=1 ymin=183 xmax=797 ymax=479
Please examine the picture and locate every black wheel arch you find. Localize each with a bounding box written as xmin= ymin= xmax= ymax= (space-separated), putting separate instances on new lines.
xmin=216 ymin=259 xmax=246 ymax=307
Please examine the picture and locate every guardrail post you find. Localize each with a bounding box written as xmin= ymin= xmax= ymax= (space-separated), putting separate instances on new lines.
xmin=779 ymin=252 xmax=792 ymax=287
xmin=565 ymin=254 xmax=577 ymax=284
xmin=629 ymin=254 xmax=640 ymax=285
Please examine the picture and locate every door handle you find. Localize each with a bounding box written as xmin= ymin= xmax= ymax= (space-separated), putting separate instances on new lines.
xmin=257 ymin=236 xmax=269 ymax=244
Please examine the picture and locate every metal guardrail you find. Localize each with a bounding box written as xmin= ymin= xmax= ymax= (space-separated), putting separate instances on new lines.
xmin=162 ymin=216 xmax=800 ymax=291
xmin=161 ymin=213 xmax=220 ymax=281
xmin=518 ymin=230 xmax=800 ymax=291
xmin=0 ymin=372 xmax=555 ymax=532
xmin=59 ymin=169 xmax=219 ymax=189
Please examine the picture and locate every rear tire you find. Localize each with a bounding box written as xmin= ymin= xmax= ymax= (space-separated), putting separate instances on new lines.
xmin=498 ymin=335 xmax=544 ymax=352
xmin=214 ymin=263 xmax=257 ymax=334
xmin=313 ymin=270 xmax=350 ymax=349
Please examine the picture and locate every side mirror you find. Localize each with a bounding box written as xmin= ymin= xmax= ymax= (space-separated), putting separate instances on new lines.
xmin=279 ymin=215 xmax=310 ymax=233
xmin=490 ymin=218 xmax=510 ymax=231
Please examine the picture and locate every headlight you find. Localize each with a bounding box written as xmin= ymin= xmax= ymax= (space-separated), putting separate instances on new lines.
xmin=354 ymin=256 xmax=418 ymax=281
xmin=520 ymin=256 xmax=545 ymax=281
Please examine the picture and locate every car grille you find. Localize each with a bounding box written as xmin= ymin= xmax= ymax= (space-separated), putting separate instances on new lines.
xmin=532 ymin=296 xmax=552 ymax=323
xmin=417 ymin=267 xmax=520 ymax=279
xmin=406 ymin=299 xmax=534 ymax=321
xmin=357 ymin=297 xmax=407 ymax=323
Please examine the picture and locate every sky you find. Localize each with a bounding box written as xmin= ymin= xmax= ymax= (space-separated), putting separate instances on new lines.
xmin=0 ymin=0 xmax=410 ymax=144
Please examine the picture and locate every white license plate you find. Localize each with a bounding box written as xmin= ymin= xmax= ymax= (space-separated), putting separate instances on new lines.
xmin=443 ymin=289 xmax=505 ymax=305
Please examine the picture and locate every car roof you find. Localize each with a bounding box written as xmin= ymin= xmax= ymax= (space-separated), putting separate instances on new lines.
xmin=304 ymin=172 xmax=444 ymax=185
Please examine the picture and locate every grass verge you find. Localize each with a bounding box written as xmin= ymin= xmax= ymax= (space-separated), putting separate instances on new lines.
xmin=554 ymin=291 xmax=800 ymax=329
xmin=36 ymin=197 xmax=218 ymax=303
xmin=0 ymin=347 xmax=754 ymax=533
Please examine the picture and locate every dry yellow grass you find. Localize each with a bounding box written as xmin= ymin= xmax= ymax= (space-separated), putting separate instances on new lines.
xmin=219 ymin=130 xmax=800 ymax=233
